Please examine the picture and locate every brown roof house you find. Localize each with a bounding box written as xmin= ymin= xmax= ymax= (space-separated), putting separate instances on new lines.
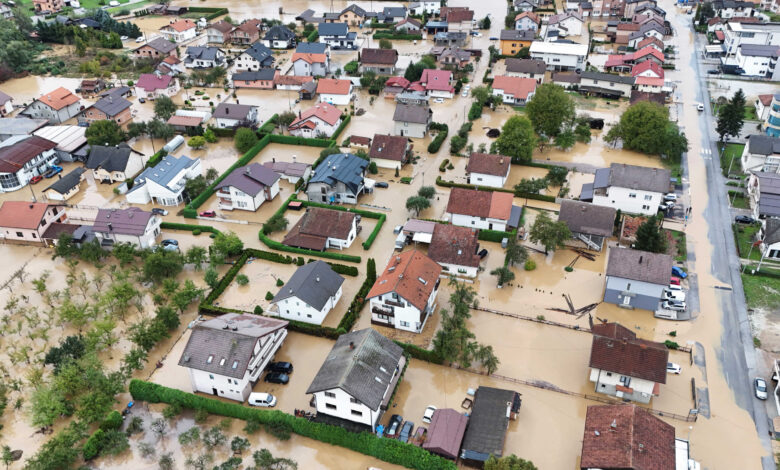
xmin=0 ymin=135 xmax=58 ymax=192
xmin=604 ymin=247 xmax=673 ymax=312
xmin=465 ymin=152 xmax=511 ymax=188
xmin=92 ymin=207 xmax=161 ymax=249
xmin=367 ymin=250 xmax=442 ymax=333
xmin=359 ymin=48 xmax=399 ymax=75
xmin=133 ymin=37 xmax=178 ymax=60
xmin=206 ymin=20 xmax=234 ymax=44
xmin=178 ymin=313 xmax=289 ymax=402
xmin=0 ymin=202 xmax=67 ymax=245
xmin=217 ymin=163 xmax=281 ymax=212
xmin=369 ymin=134 xmax=410 ymax=169
xmin=20 ymin=87 xmax=81 ymax=124
xmin=428 ymin=223 xmax=481 ymax=278
xmin=557 ymin=200 xmax=616 ymax=251
xmin=393 ymin=103 xmax=432 ymax=138
xmin=580 ymin=404 xmax=698 ymax=470
xmin=283 ymin=207 xmax=358 ymax=251
xmin=423 ymin=409 xmax=469 ymax=460
xmin=446 ymin=187 xmax=519 ymax=232
xmin=589 ymin=322 xmax=668 ymax=404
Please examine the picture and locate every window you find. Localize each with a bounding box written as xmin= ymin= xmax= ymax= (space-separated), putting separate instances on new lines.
xmin=628 ymin=193 xmax=637 ymax=198
xmin=400 ymin=321 xmax=410 ymax=327
xmin=207 ymin=355 xmax=214 ymax=364
xmin=642 ymin=204 xmax=650 ymax=210
xmin=350 ymin=397 xmax=359 ymax=404
xmin=219 ymin=358 xmax=226 ymax=366
xmin=606 ymin=372 xmax=612 ymax=377
xmin=325 ymin=403 xmax=337 ymax=410
xmin=351 ymin=410 xmax=363 ymax=416
xmin=209 ymin=374 xmax=214 ymax=380
xmin=15 ymin=232 xmax=22 ymax=238
xmin=644 ymin=194 xmax=652 ymax=201
xmin=232 ymin=360 xmax=238 ymax=369
xmin=626 ymin=283 xmax=631 ymax=290
xmin=619 ymin=376 xmax=631 ymax=387
xmin=325 ymin=391 xmax=336 ymax=398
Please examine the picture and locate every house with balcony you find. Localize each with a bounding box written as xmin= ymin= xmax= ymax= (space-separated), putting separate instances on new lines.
xmin=603 ymin=247 xmax=672 ymax=311
xmin=446 ymin=187 xmax=518 ymax=231
xmin=589 ymin=322 xmax=668 ymax=404
xmin=206 ymin=20 xmax=233 ymax=44
xmin=235 ymin=42 xmax=274 ymax=71
xmin=491 ymin=75 xmax=537 ymax=105
xmin=283 ymin=207 xmax=358 ymax=250
xmin=367 ymin=250 xmax=441 ymax=333
xmin=500 ymin=30 xmax=535 ymax=56
xmin=545 ymin=11 xmax=584 ymax=37
xmin=722 ymin=44 xmax=780 ymax=78
xmin=293 ymin=42 xmax=330 ymax=77
xmin=360 ymin=48 xmax=399 ymax=75
xmin=230 ymin=19 xmax=262 ymax=45
xmin=232 ymin=69 xmax=277 ymax=89
xmin=318 ymin=22 xmax=358 ymax=50
xmin=159 ymin=19 xmax=197 ymax=43
xmin=757 ymin=94 xmax=774 ymax=123
xmin=306 ymin=328 xmax=405 ymax=430
xmin=759 ymin=217 xmax=780 ymax=261
xmin=178 ymin=313 xmax=289 ymax=402
xmin=741 ymin=134 xmax=780 ymax=173
xmin=529 ymin=41 xmax=588 ymax=71
xmin=763 ymin=94 xmax=780 ymax=137
xmin=465 ymin=152 xmax=511 ymax=188
xmin=417 ymin=69 xmax=455 ymax=99
xmin=289 ymin=102 xmax=343 ymax=138
xmin=213 ymin=103 xmax=259 ymax=129
xmin=184 ymin=46 xmax=226 ymax=69
xmin=20 ymin=87 xmax=81 ymax=124
xmin=92 ymin=207 xmax=161 ymax=248
xmin=723 ymin=22 xmax=780 ymax=55
xmin=126 ymin=154 xmax=202 ymax=206
xmin=581 ymin=163 xmax=670 ymax=215
xmin=557 ymin=200 xmax=616 ymax=251
xmin=217 ymin=162 xmax=280 ymax=211
xmin=271 ymin=261 xmax=344 ymax=325
xmin=579 ymin=71 xmax=634 ymax=99
xmin=0 ymin=135 xmax=58 ymax=193
xmin=443 ymin=7 xmax=474 ymax=33
xmin=428 ymin=223 xmax=481 ymax=278
xmin=306 ymin=152 xmax=368 ymax=204
xmin=85 ymin=144 xmax=145 ymax=183
xmin=0 ymin=202 xmax=67 ymax=245
xmin=263 ymin=25 xmax=296 ymax=49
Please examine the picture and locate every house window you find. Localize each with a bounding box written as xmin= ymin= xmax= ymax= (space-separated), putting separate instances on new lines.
xmin=232 ymin=360 xmax=238 ymax=369
xmin=606 ymin=372 xmax=612 ymax=377
xmin=620 ymin=376 xmax=631 ymax=387
xmin=325 ymin=403 xmax=337 ymax=410
xmin=400 ymin=321 xmax=410 ymax=327
xmin=219 ymin=358 xmax=226 ymax=366
xmin=350 ymin=397 xmax=359 ymax=404
xmin=351 ymin=410 xmax=363 ymax=417
xmin=626 ymin=283 xmax=631 ymax=291
xmin=16 ymin=232 xmax=22 ymax=237
xmin=325 ymin=391 xmax=336 ymax=398
xmin=628 ymin=193 xmax=637 ymax=198
xmin=209 ymin=374 xmax=214 ymax=380
xmin=207 ymin=355 xmax=214 ymax=364
xmin=644 ymin=194 xmax=652 ymax=201
xmin=642 ymin=204 xmax=650 ymax=210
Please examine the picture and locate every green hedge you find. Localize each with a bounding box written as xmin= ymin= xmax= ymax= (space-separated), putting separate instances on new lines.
xmin=331 ymin=114 xmax=351 ymax=140
xmin=519 ymin=161 xmax=567 ymax=171
xmin=307 ymin=30 xmax=319 ymax=42
xmin=435 ymin=176 xmax=557 ymax=202
xmin=129 ymin=380 xmax=455 ymax=470
xmin=211 ymin=127 xmax=236 ymax=138
xmin=160 ymin=222 xmax=222 ymax=235
xmin=427 ymin=124 xmax=449 ymax=153
xmin=394 ymin=341 xmax=444 ymax=364
xmin=326 ymin=262 xmax=359 ymax=277
xmin=362 ymin=213 xmax=385 ymax=249
xmin=439 ymin=158 xmax=449 ymax=172
xmin=258 ymin=232 xmax=362 ymax=263
xmin=145 ymin=149 xmax=167 ymax=168
xmin=185 ymin=6 xmax=228 ymax=19
xmin=336 ymin=259 xmax=376 ymax=332
xmin=269 ymin=134 xmax=335 ymax=148
xmin=258 ymin=113 xmax=278 ymax=134
xmin=478 ymin=228 xmax=517 ymax=243
xmin=373 ymin=32 xmax=422 ymax=40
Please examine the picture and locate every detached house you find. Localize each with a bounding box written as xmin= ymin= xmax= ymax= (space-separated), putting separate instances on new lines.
xmin=746 ymin=171 xmax=780 ymax=219
xmin=460 ymin=387 xmax=522 ymax=466
xmin=232 ymin=69 xmax=277 ymax=89
xmin=218 ymin=163 xmax=280 ymax=211
xmin=235 ymin=42 xmax=274 ymax=71
xmin=741 ymin=134 xmax=780 ymax=173
xmin=178 ymin=313 xmax=289 ymax=402
xmin=760 ymin=218 xmax=780 ymax=261
xmin=135 ymin=73 xmax=179 ymax=100
xmin=92 ymin=207 xmax=161 ymax=248
xmin=160 ymin=19 xmax=197 ymax=43
xmin=465 ymin=152 xmax=511 ymax=188
xmin=306 ymin=152 xmax=368 ymax=204
xmin=500 ymin=30 xmax=535 ymax=56
xmin=85 ymin=144 xmax=145 ymax=183
xmin=410 ymin=0 xmax=441 ymax=15
xmin=213 ymin=103 xmax=259 ymax=129
xmin=604 ymin=247 xmax=673 ymax=311
xmin=446 ymin=187 xmax=517 ymax=231
xmin=293 ymin=42 xmax=330 ymax=77
xmin=21 ymin=87 xmax=81 ymax=124
xmin=42 ymin=167 xmax=85 ymax=201
xmin=491 ymin=75 xmax=537 ymax=105
xmin=133 ymin=37 xmax=178 ymax=60
xmin=289 ymin=102 xmax=343 ymax=138
xmin=435 ymin=48 xmax=472 ymax=70
xmin=428 ymin=223 xmax=481 ymax=278
xmin=33 ymin=0 xmax=63 ymax=13
xmin=272 ymin=261 xmax=344 ymax=325
xmin=263 ymin=25 xmax=296 ymax=49
xmin=184 ymin=47 xmax=226 ymax=68
xmin=0 ymin=136 xmax=58 ymax=193
xmin=262 ymin=161 xmax=311 ymax=184
xmin=393 ymin=103 xmax=432 ymax=138
xmin=230 ymin=19 xmax=262 ymax=45
xmin=317 ymin=79 xmax=353 ymax=105
xmin=360 ymin=48 xmax=399 ymax=75
xmin=530 ymin=41 xmax=588 ymax=71
xmin=77 ymin=94 xmax=133 ymax=127
xmin=367 ymin=250 xmax=441 ymax=333
xmin=369 ymin=134 xmax=410 ymax=169
xmin=443 ymin=7 xmax=474 ymax=33
xmin=505 ymin=58 xmax=546 ymax=82
xmin=206 ymin=20 xmax=233 ymax=44
xmin=515 ymin=11 xmax=540 ymax=31
xmin=283 ymin=207 xmax=358 ymax=250
xmin=126 ymin=154 xmax=202 ymax=206
xmin=589 ymin=322 xmax=668 ymax=404
xmin=318 ymin=22 xmax=358 ymax=50
xmin=579 ymin=71 xmax=634 ymax=99
xmin=418 ymin=69 xmax=455 ymax=99
xmin=0 ymin=90 xmax=13 ymax=117
xmin=0 ymin=202 xmax=66 ymax=245
xmin=395 ymin=18 xmax=422 ymax=33
xmin=581 ymin=163 xmax=671 ymax=215
xmin=545 ymin=11 xmax=584 ymax=37
xmin=557 ymin=200 xmax=616 ymax=251
xmin=306 ymin=328 xmax=405 ymax=430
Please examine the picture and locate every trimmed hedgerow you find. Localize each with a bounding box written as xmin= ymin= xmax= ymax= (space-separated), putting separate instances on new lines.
xmin=145 ymin=149 xmax=168 ymax=168
xmin=336 ymin=258 xmax=376 ymax=333
xmin=331 ymin=114 xmax=351 ymax=140
xmin=161 ymin=222 xmax=222 ymax=235
xmin=129 ymin=380 xmax=456 ymax=470
xmin=257 ymin=114 xmax=278 ymax=134
xmin=435 ymin=176 xmax=557 ymax=202
xmin=326 ymin=263 xmax=359 ymax=277
xmin=269 ymin=134 xmax=334 ymax=147
xmin=258 ymin=232 xmax=362 ymax=263
xmin=427 ymin=123 xmax=449 ymax=153
xmin=394 ymin=342 xmax=445 ymax=364
xmin=373 ymin=32 xmax=422 ymax=40
xmin=478 ymin=228 xmax=517 ymax=242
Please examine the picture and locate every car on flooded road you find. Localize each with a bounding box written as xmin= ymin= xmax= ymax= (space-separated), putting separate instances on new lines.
xmin=199 ymin=210 xmax=217 ymax=218
xmin=151 ymin=208 xmax=168 ymax=216
xmin=30 ymin=175 xmax=43 ymax=184
xmin=264 ymin=372 xmax=289 ymax=384
xmin=667 ymin=362 xmax=682 ymax=374
xmin=422 ymin=405 xmax=436 ymax=424
xmin=755 ymin=377 xmax=768 ymax=400
xmin=386 ymin=414 xmax=403 ymax=438
xmin=671 ymin=266 xmax=687 ymax=279
xmin=398 ymin=421 xmax=414 ymax=443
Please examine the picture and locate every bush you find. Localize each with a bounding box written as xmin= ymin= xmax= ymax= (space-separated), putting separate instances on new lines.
xmin=664 ymin=340 xmax=680 ymax=350
xmin=254 ymin=305 xmax=263 ymax=315
xmin=235 ymin=127 xmax=259 ymax=153
xmin=439 ymin=159 xmax=450 ymax=172
xmin=478 ymin=228 xmax=517 ymax=243
xmin=427 ymin=123 xmax=449 ymax=153
xmin=100 ymin=411 xmax=123 ymax=431
xmin=265 ymin=291 xmax=274 ymax=301
xmin=524 ymin=260 xmax=536 ymax=271
xmin=373 ymin=32 xmax=422 ymax=40
xmin=326 ymin=263 xmax=359 ymax=276
xmin=275 ymin=278 xmax=284 ymax=287
xmin=400 ymin=177 xmax=412 ymax=184
xmin=236 ymin=274 xmax=249 ymax=286
xmin=564 ymin=266 xmax=574 ymax=272
xmin=83 ymin=429 xmax=104 ymax=460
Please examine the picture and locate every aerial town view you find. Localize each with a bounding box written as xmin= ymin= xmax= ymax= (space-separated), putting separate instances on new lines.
xmin=2 ymin=0 xmax=780 ymax=468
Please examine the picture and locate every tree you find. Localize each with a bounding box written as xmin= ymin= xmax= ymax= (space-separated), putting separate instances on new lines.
xmin=212 ymin=231 xmax=243 ymax=257
xmin=75 ymin=36 xmax=86 ymax=57
xmin=495 ymin=116 xmax=536 ymax=163
xmin=30 ymin=386 xmax=68 ymax=428
xmin=405 ymin=195 xmax=431 ymax=216
xmin=127 ymin=121 xmax=148 ymax=139
xmin=252 ymin=449 xmax=298 ymax=470
xmin=484 ymin=454 xmax=538 ymax=470
xmin=716 ymin=89 xmax=746 ymax=141
xmin=545 ymin=166 xmax=568 ymax=187
xmin=159 ymin=453 xmax=174 ymax=470
xmin=278 ymin=111 xmax=296 ymax=128
xmin=606 ymin=101 xmax=688 ymax=162
xmin=697 ymin=1 xmax=715 ymax=21
xmin=491 ymin=266 xmax=515 ymax=287
xmin=230 ymin=436 xmax=250 ymax=454
xmin=44 ymin=335 xmax=86 ymax=374
xmin=479 ymin=15 xmax=491 ymax=29
xmin=378 ymin=38 xmax=392 ymax=49
xmin=147 ymin=119 xmax=175 ymax=140
xmin=235 ymin=127 xmax=258 ymax=153
xmin=515 ymin=46 xmax=530 ymax=59
xmin=529 ymin=211 xmax=571 ymax=254
xmin=154 ymin=96 xmax=177 ymax=120
xmin=504 ymin=236 xmax=528 ymax=267
xmin=85 ymin=120 xmax=126 ymax=146
xmin=574 ymin=118 xmax=592 ymax=143
xmin=418 ymin=186 xmax=435 ymax=199
xmin=143 ymin=250 xmax=185 ymax=283
xmin=184 ymin=175 xmax=208 ymax=201
xmin=471 ymin=86 xmax=492 ymax=106
xmin=151 ymin=418 xmax=168 ymax=440
xmin=526 ymin=83 xmax=576 ymax=139
xmin=202 ymin=426 xmax=227 ymax=450
xmin=262 ymin=213 xmax=288 ymax=235
xmin=185 ymin=246 xmax=208 ymax=270
xmin=634 ymin=215 xmax=668 ymax=253
xmin=203 ymin=128 xmax=218 ymax=143
xmin=204 ymin=267 xmax=219 ymax=288
xmin=188 ymin=136 xmax=206 ymax=149
xmin=554 ymin=131 xmax=575 ymax=150
xmin=514 ymin=177 xmax=548 ymax=195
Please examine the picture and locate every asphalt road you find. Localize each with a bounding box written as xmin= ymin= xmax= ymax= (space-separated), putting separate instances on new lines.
xmin=687 ymin=19 xmax=775 ymax=470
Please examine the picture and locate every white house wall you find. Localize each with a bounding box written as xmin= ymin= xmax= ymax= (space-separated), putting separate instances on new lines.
xmin=271 ymin=286 xmax=342 ymax=325
xmin=450 ymin=212 xmax=507 ymax=231
xmin=313 ymin=387 xmax=381 ymax=427
xmin=468 ymin=171 xmax=507 ymax=188
xmin=592 ymin=185 xmax=663 ymax=215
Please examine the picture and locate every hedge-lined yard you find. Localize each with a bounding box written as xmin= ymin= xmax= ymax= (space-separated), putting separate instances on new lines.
xmin=160 ymin=221 xmax=222 ymax=236
xmin=290 ymin=198 xmax=386 ymax=250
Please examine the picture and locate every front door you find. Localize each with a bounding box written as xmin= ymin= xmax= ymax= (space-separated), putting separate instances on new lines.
xmin=212 ymin=388 xmax=218 ymax=396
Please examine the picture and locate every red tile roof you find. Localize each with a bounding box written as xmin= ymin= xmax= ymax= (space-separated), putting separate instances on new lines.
xmin=446 ymin=187 xmax=513 ymax=220
xmin=37 ymin=87 xmax=79 ymax=111
xmin=369 ymin=134 xmax=408 ymax=162
xmin=445 ymin=8 xmax=474 ymax=23
xmin=290 ymin=102 xmax=343 ymax=129
xmin=637 ymin=36 xmax=664 ymax=50
xmin=275 ymin=75 xmax=314 ymax=86
xmin=316 ymin=78 xmax=352 ymax=95
xmin=0 ymin=136 xmax=57 ymax=173
xmin=514 ymin=11 xmax=540 ymax=23
xmin=0 ymin=201 xmax=55 ymax=230
xmin=167 ymin=115 xmax=203 ymax=127
xmin=491 ymin=75 xmax=537 ymax=100
xmin=366 ymin=250 xmax=442 ymax=311
xmin=466 ymin=152 xmax=510 ymax=177
xmin=420 ymin=69 xmax=454 ymax=93
xmin=631 ymin=60 xmax=664 ymax=78
xmin=580 ymin=404 xmax=676 ymax=470
xmin=292 ymin=52 xmax=327 ymax=64
xmin=632 ymin=46 xmax=665 ymax=63
xmin=589 ymin=322 xmax=668 ymax=384
xmin=385 ymin=76 xmax=410 ymax=88
xmin=428 ymin=223 xmax=480 ymax=268
xmin=162 ymin=19 xmax=196 ymax=32
xmin=136 ymin=73 xmax=174 ymax=91
xmin=635 ymin=76 xmax=664 ymax=87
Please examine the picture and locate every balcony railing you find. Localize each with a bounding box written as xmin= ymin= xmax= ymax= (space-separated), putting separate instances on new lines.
xmin=372 ymin=306 xmax=394 ymax=317
xmin=385 ymin=299 xmax=404 ymax=308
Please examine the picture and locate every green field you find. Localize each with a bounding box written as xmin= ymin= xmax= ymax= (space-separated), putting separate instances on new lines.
xmin=742 ymin=273 xmax=780 ymax=310
xmin=733 ymin=223 xmax=762 ymax=261
xmin=718 ymin=142 xmax=745 ymax=176
xmin=712 ymin=102 xmax=759 ymax=121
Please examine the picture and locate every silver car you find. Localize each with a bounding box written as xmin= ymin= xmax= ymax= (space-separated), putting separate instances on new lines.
xmin=755 ymin=378 xmax=768 ymax=400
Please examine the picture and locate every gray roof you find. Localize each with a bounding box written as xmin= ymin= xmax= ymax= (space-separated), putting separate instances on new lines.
xmin=99 ymin=86 xmax=132 ymax=98
xmin=381 ymin=6 xmax=407 ymax=18
xmin=213 ymin=102 xmax=255 ymax=120
xmin=558 ymin=200 xmax=616 ymax=237
xmin=133 ymin=154 xmax=197 ymax=189
xmin=177 ymin=313 xmax=288 ymax=380
xmin=93 ymin=207 xmax=154 ymax=236
xmin=505 ymin=58 xmax=546 ymax=74
xmin=220 ymin=162 xmax=280 ymax=196
xmin=748 ymin=134 xmax=780 ymax=156
xmin=756 ymin=172 xmax=780 ymax=217
xmin=606 ymin=163 xmax=670 ymax=193
xmin=0 ymin=118 xmax=49 ymax=137
xmin=92 ymin=95 xmax=132 ymax=117
xmin=605 ymin=247 xmax=673 ymax=285
xmin=309 ymin=153 xmax=368 ymax=194
xmin=0 ymin=90 xmax=11 ymax=106
xmin=740 ymin=44 xmax=780 ymax=58
xmin=44 ymin=167 xmax=85 ymax=195
xmin=296 ymin=42 xmax=328 ymax=54
xmin=264 ymin=25 xmax=296 ymax=41
xmin=500 ymin=29 xmax=535 ymax=41
xmin=185 ymin=46 xmax=223 ymax=61
xmin=85 ymin=144 xmax=136 ymax=172
xmin=244 ymin=42 xmax=273 ymax=64
xmin=318 ymin=22 xmax=349 ymax=37
xmin=581 ymin=71 xmax=635 ymax=85
xmin=460 ymin=387 xmax=521 ymax=461
xmin=764 ymin=217 xmax=780 ymax=246
xmin=393 ymin=103 xmax=431 ymax=124
xmin=233 ymin=69 xmax=277 ymax=81
xmin=139 ymin=37 xmax=177 ymax=54
xmin=306 ymin=328 xmax=403 ymax=409
xmin=342 ymin=4 xmax=367 ymax=16
xmin=263 ymin=161 xmax=311 ymax=177
xmin=272 ymin=261 xmax=345 ymax=310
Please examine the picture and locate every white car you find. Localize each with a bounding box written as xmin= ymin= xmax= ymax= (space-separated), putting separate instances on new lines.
xmin=433 ymin=98 xmax=444 ymax=104
xmin=108 ymin=0 xmax=119 ymax=6
xmin=120 ymin=35 xmax=128 ymax=40
xmin=422 ymin=405 xmax=437 ymax=424
xmin=248 ymin=392 xmax=277 ymax=407
xmin=667 ymin=283 xmax=683 ymax=292
xmin=697 ymin=103 xmax=705 ymax=112
xmin=755 ymin=378 xmax=768 ymax=400
xmin=136 ymin=36 xmax=145 ymax=43
xmin=662 ymin=300 xmax=686 ymax=312
xmin=663 ymin=289 xmax=686 ymax=302
xmin=667 ymin=362 xmax=682 ymax=374
xmin=664 ymin=193 xmax=678 ymax=202
xmin=461 ymin=91 xmax=469 ymax=97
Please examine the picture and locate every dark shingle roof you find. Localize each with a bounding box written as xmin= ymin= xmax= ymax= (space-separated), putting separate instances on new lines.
xmin=244 ymin=42 xmax=273 ymax=63
xmin=178 ymin=313 xmax=288 ymax=379
xmin=0 ymin=136 xmax=57 ymax=173
xmin=213 ymin=103 xmax=255 ymax=120
xmin=272 ymin=260 xmax=345 ymax=309
xmin=92 ymin=95 xmax=132 ymax=117
xmin=306 ymin=328 xmax=404 ymax=409
xmin=748 ymin=134 xmax=780 ymax=156
xmin=138 ymin=37 xmax=176 ymax=54
xmin=589 ymin=322 xmax=669 ymax=383
xmin=44 ymin=167 xmax=85 ymax=195
xmin=428 ymin=223 xmax=480 ymax=268
xmin=500 ymin=29 xmax=535 ymax=41
xmin=558 ymin=200 xmax=616 ymax=237
xmin=308 ymin=153 xmax=367 ymax=194
xmin=764 ymin=217 xmax=780 ymax=245
xmin=369 ymin=134 xmax=407 ymax=161
xmin=607 ymin=163 xmax=670 ymax=193
xmin=318 ymin=22 xmax=349 ymax=36
xmin=605 ymin=247 xmax=673 ymax=285
xmin=85 ymin=144 xmax=135 ymax=172
xmin=460 ymin=387 xmax=521 ymax=461
xmin=233 ymin=69 xmax=277 ymax=81
xmin=505 ymin=58 xmax=546 ymax=75
xmin=220 ymin=162 xmax=280 ymax=196
xmin=92 ymin=207 xmax=154 ymax=236
xmin=392 ymin=103 xmax=431 ymax=124
xmin=283 ymin=207 xmax=356 ymax=250
xmin=296 ymin=42 xmax=328 ymax=54
xmin=466 ymin=152 xmax=510 ymax=177
xmin=581 ymin=71 xmax=635 ymax=85
xmin=186 ymin=46 xmax=223 ymax=61
xmin=264 ymin=25 xmax=296 ymax=41
xmin=361 ymin=48 xmax=399 ymax=65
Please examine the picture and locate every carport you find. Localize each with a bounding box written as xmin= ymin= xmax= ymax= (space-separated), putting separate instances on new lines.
xmin=422 ymin=408 xmax=468 ymax=460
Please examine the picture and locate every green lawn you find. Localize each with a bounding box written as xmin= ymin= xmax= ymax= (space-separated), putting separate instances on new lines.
xmin=742 ymin=273 xmax=780 ymax=310
xmin=669 ymin=230 xmax=687 ymax=263
xmin=733 ymin=223 xmax=762 ymax=261
xmin=107 ymin=0 xmax=152 ymax=13
xmin=712 ymin=103 xmax=759 ymax=121
xmin=718 ymin=142 xmax=745 ymax=177
xmin=730 ymin=192 xmax=749 ymax=209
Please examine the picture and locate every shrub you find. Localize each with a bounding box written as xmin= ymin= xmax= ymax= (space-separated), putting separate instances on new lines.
xmin=427 ymin=123 xmax=449 ymax=153
xmin=83 ymin=429 xmax=104 ymax=460
xmin=235 ymin=128 xmax=259 ymax=153
xmin=275 ymin=278 xmax=284 ymax=287
xmin=163 ymin=402 xmax=182 ymax=419
xmin=439 ymin=159 xmax=450 ymax=172
xmin=400 ymin=177 xmax=412 ymax=184
xmin=669 ymin=330 xmax=677 ymax=337
xmin=664 ymin=340 xmax=680 ymax=350
xmin=264 ymin=421 xmax=293 ymax=440
xmin=100 ymin=410 xmax=123 ymax=431
xmin=524 ymin=260 xmax=536 ymax=271
xmin=254 ymin=305 xmax=264 ymax=315
xmin=236 ymin=274 xmax=249 ymax=286
xmin=564 ymin=266 xmax=574 ymax=272
xmin=265 ymin=291 xmax=274 ymax=301
xmin=192 ymin=228 xmax=202 ymax=235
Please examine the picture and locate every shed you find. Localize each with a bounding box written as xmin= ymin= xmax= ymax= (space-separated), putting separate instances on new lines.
xmin=460 ymin=386 xmax=521 ymax=464
xmin=163 ymin=135 xmax=185 ymax=153
xmin=423 ymin=409 xmax=468 ymax=460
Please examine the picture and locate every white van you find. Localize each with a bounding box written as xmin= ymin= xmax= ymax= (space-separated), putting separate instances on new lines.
xmin=248 ymin=392 xmax=277 ymax=407
xmin=663 ymin=289 xmax=686 ymax=302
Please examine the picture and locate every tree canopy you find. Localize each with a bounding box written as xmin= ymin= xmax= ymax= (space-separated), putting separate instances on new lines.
xmin=529 ymin=211 xmax=571 ymax=254
xmin=235 ymin=128 xmax=259 ymax=153
xmin=85 ymin=120 xmax=126 ymax=146
xmin=634 ymin=215 xmax=668 ymax=253
xmin=153 ymin=96 xmax=177 ymax=121
xmin=526 ymin=83 xmax=576 ymax=139
xmin=606 ymin=101 xmax=688 ymax=163
xmin=495 ymin=116 xmax=536 ymax=163
xmin=485 ymin=454 xmax=538 ymax=470
xmin=716 ymin=89 xmax=746 ymax=142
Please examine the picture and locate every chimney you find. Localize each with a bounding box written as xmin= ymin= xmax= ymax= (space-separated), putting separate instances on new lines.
xmin=349 ymin=341 xmax=355 ymax=350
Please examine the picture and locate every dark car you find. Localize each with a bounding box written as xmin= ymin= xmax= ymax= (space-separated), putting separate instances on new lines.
xmin=707 ymin=69 xmax=720 ymax=75
xmin=199 ymin=210 xmax=217 ymax=218
xmin=151 ymin=208 xmax=168 ymax=216
xmin=398 ymin=421 xmax=414 ymax=443
xmin=735 ymin=215 xmax=756 ymax=224
xmin=267 ymin=361 xmax=293 ymax=374
xmin=161 ymin=239 xmax=178 ymax=247
xmin=386 ymin=414 xmax=403 ymax=438
xmin=478 ymin=249 xmax=488 ymax=259
xmin=139 ymin=97 xmax=146 ymax=103
xmin=375 ymin=182 xmax=389 ymax=189
xmin=44 ymin=166 xmax=63 ymax=178
xmin=264 ymin=372 xmax=289 ymax=384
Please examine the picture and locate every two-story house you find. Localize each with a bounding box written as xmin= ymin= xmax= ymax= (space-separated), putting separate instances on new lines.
xmin=133 ymin=37 xmax=178 ymax=60
xmin=283 ymin=207 xmax=358 ymax=250
xmin=184 ymin=46 xmax=226 ymax=69
xmin=500 ymin=30 xmax=535 ymax=56
xmin=135 ymin=73 xmax=179 ymax=100
xmin=393 ymin=103 xmax=432 ymax=138
xmin=529 ymin=41 xmax=588 ymax=71
xmin=33 ymin=0 xmax=63 ymax=13
xmin=159 ymin=19 xmax=197 ymax=43
xmin=21 ymin=87 xmax=81 ymax=124
xmin=579 ymin=71 xmax=635 ymax=99
xmin=289 ymin=102 xmax=343 ymax=138
xmin=263 ymin=25 xmax=296 ymax=49
xmin=77 ymin=94 xmax=133 ymax=127
xmin=582 ymin=163 xmax=670 ymax=215
xmin=230 ymin=19 xmax=262 ymax=45
xmin=306 ymin=153 xmax=368 ymax=204
xmin=428 ymin=223 xmax=481 ymax=278
xmin=742 ymin=134 xmax=780 ymax=173
xmin=92 ymin=207 xmax=161 ymax=248
xmin=85 ymin=144 xmax=146 ymax=183
xmin=369 ymin=134 xmax=409 ymax=169
xmin=491 ymin=75 xmax=537 ymax=105
xmin=410 ymin=0 xmax=441 ymax=15
xmin=318 ymin=22 xmax=358 ymax=50
xmin=443 ymin=7 xmax=474 ymax=33
xmin=293 ymin=42 xmax=330 ymax=77
xmin=306 ymin=328 xmax=405 ymax=430
xmin=0 ymin=202 xmax=67 ymax=245
xmin=178 ymin=313 xmax=289 ymax=402
xmin=504 ymin=58 xmax=546 ymax=82
xmin=465 ymin=152 xmax=511 ymax=188
xmin=557 ymin=200 xmax=616 ymax=251
xmin=446 ymin=187 xmax=516 ymax=231
xmin=234 ymin=42 xmax=274 ymax=71
xmin=218 ymin=162 xmax=280 ymax=211
xmin=515 ymin=11 xmax=540 ymax=31
xmin=603 ymin=247 xmax=672 ymax=311
xmin=125 ymin=154 xmax=202 ymax=206
xmin=271 ymin=261 xmax=344 ymax=325
xmin=262 ymin=161 xmax=311 ymax=184
xmin=589 ymin=322 xmax=668 ymax=404
xmin=0 ymin=90 xmax=12 ymax=117
xmin=545 ymin=11 xmax=584 ymax=37
xmin=0 ymin=136 xmax=58 ymax=193
xmin=418 ymin=69 xmax=455 ymax=99
xmin=213 ymin=103 xmax=259 ymax=129
xmin=747 ymin=171 xmax=780 ymax=220
xmin=360 ymin=48 xmax=399 ymax=75
xmin=395 ymin=17 xmax=422 ymax=33
xmin=316 ymin=78 xmax=354 ymax=105
xmin=232 ymin=69 xmax=277 ymax=89
xmin=367 ymin=250 xmax=441 ymax=333
xmin=206 ymin=20 xmax=233 ymax=44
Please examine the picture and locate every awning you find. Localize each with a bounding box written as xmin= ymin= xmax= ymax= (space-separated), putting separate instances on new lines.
xmin=508 ymin=205 xmax=523 ymax=229
xmin=580 ymin=182 xmax=594 ymax=201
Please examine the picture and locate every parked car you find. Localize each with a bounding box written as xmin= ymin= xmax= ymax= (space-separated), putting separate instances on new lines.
xmin=697 ymin=103 xmax=705 ymax=111
xmin=662 ymin=300 xmax=686 ymax=312
xmin=422 ymin=405 xmax=436 ymax=424
xmin=670 ymin=277 xmax=681 ymax=286
xmin=267 ymin=361 xmax=293 ymax=374
xmin=162 ymin=244 xmax=179 ymax=252
xmin=161 ymin=239 xmax=178 ymax=247
xmin=658 ymin=202 xmax=673 ymax=212
xmin=151 ymin=208 xmax=168 ymax=216
xmin=264 ymin=372 xmax=289 ymax=384
xmin=707 ymin=69 xmax=719 ymax=75
xmin=413 ymin=427 xmax=427 ymax=446
xmin=667 ymin=283 xmax=683 ymax=292
xmin=735 ymin=215 xmax=756 ymax=224
xmin=248 ymin=392 xmax=277 ymax=407
xmin=120 ymin=35 xmax=128 ymax=40
xmin=664 ymin=193 xmax=678 ymax=202
xmin=136 ymin=36 xmax=145 ymax=43
xmin=489 ymin=36 xmax=499 ymax=41
xmin=199 ymin=210 xmax=217 ymax=218
xmin=393 ymin=225 xmax=403 ymax=234
xmin=433 ymin=98 xmax=444 ymax=104
xmin=399 ymin=421 xmax=414 ymax=443
xmin=30 ymin=175 xmax=43 ymax=184
xmin=44 ymin=166 xmax=63 ymax=178
xmin=138 ymin=97 xmax=146 ymax=103
xmin=755 ymin=377 xmax=768 ymax=400
xmin=461 ymin=91 xmax=469 ymax=97
xmin=667 ymin=362 xmax=682 ymax=374
xmin=671 ymin=266 xmax=688 ymax=279
xmin=375 ymin=182 xmax=389 ymax=188
xmin=663 ymin=289 xmax=686 ymax=302
xmin=386 ymin=414 xmax=403 ymax=437
xmin=478 ymin=249 xmax=488 ymax=259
